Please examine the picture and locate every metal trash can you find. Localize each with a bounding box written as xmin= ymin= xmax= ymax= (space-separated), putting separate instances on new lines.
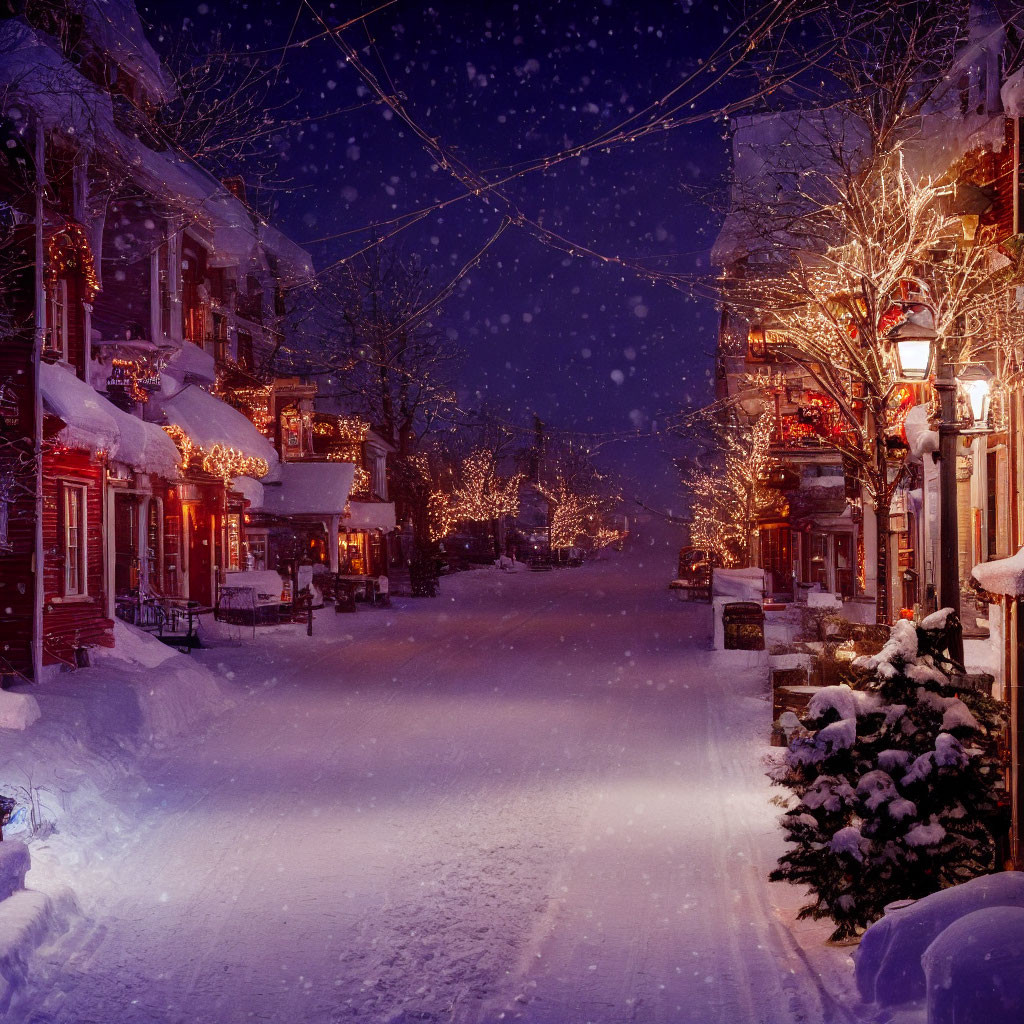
xmin=723 ymin=601 xmax=765 ymax=651
xmin=335 ymin=580 xmax=357 ymax=613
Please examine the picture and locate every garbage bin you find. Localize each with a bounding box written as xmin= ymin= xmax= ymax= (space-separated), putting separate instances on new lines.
xmin=722 ymin=601 xmax=765 ymax=651
xmin=335 ymin=580 xmax=357 ymax=613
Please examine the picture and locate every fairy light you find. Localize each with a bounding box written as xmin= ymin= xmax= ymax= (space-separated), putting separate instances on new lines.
xmin=163 ymin=424 xmax=269 ymax=481
xmin=451 ymin=449 xmax=522 ymax=523
xmin=46 ymin=223 xmax=99 ymax=300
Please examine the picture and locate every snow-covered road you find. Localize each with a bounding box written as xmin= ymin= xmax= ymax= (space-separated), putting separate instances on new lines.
xmin=14 ymin=550 xmax=855 ymax=1023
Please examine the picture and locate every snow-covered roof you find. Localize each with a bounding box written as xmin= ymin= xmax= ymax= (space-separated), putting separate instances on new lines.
xmin=712 ymin=108 xmax=849 ymax=268
xmin=159 ymin=381 xmax=278 ymax=467
xmin=345 ymin=501 xmax=396 ymax=531
xmin=40 ymin=361 xmax=181 ymax=476
xmin=0 ymin=21 xmax=116 ymax=146
xmin=232 ymin=476 xmax=265 ymax=511
xmin=260 ymin=462 xmax=355 ymax=516
xmin=0 ymin=23 xmax=312 ymax=286
xmin=258 ymin=222 xmax=315 ymax=287
xmin=972 ymin=547 xmax=1024 ymax=598
xmin=79 ymin=0 xmax=175 ymax=106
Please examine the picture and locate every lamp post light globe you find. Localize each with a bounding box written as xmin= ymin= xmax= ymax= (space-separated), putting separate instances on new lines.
xmin=956 ymin=362 xmax=994 ymax=433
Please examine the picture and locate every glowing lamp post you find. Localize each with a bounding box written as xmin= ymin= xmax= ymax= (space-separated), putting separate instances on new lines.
xmin=957 ymin=362 xmax=993 ymax=433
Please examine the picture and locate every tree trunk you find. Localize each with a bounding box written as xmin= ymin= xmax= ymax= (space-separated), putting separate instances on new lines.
xmin=874 ymin=499 xmax=890 ymax=625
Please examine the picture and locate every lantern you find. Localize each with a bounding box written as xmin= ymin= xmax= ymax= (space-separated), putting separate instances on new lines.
xmin=957 ymin=362 xmax=993 ymax=433
xmin=889 ymin=320 xmax=935 ymax=381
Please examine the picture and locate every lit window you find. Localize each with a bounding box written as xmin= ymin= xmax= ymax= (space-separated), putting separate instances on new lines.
xmin=62 ymin=483 xmax=87 ymax=596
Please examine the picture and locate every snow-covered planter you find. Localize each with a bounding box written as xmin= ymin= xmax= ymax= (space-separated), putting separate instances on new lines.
xmin=855 ymin=871 xmax=1024 ymax=1006
xmin=855 ymin=872 xmax=1024 ymax=1024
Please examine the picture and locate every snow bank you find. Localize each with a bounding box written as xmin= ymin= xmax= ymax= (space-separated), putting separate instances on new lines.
xmin=0 ymin=692 xmax=40 ymax=732
xmin=0 ymin=888 xmax=78 ymax=1014
xmin=855 ymin=871 xmax=1024 ymax=1007
xmin=90 ymin=621 xmax=230 ymax=745
xmin=0 ymin=845 xmax=29 ymax=903
xmin=923 ymin=906 xmax=1024 ymax=1024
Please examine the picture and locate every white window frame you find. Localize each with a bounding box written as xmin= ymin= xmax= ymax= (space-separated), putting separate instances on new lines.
xmin=62 ymin=481 xmax=88 ymax=597
xmin=47 ymin=279 xmax=69 ymax=361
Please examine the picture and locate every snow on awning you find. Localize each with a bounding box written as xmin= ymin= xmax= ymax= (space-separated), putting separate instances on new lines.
xmin=160 ymin=381 xmax=277 ymax=468
xmin=260 ymin=462 xmax=355 ymax=516
xmin=40 ymin=361 xmax=180 ymax=476
xmin=40 ymin=360 xmax=118 ymax=454
xmin=345 ymin=501 xmax=396 ymax=531
xmin=972 ymin=548 xmax=1024 ymax=598
xmin=163 ymin=343 xmax=217 ymax=385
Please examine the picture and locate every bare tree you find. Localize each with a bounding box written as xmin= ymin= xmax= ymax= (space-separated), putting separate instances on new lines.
xmin=155 ymin=28 xmax=303 ymax=213
xmin=287 ymin=246 xmax=461 ymax=576
xmin=716 ymin=2 xmax=1014 ymax=621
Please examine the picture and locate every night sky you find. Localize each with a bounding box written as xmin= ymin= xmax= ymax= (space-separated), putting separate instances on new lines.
xmin=144 ymin=0 xmax=740 ymax=508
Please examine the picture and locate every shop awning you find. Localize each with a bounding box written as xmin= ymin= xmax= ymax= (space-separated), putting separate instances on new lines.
xmin=40 ymin=361 xmax=181 ymax=477
xmin=345 ymin=500 xmax=396 ymax=531
xmin=259 ymin=461 xmax=355 ymax=516
xmin=160 ymin=381 xmax=277 ymax=468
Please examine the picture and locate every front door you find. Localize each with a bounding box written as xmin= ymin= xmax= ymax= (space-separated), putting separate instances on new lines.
xmin=759 ymin=525 xmax=792 ymax=597
xmin=113 ymin=493 xmax=139 ymax=597
xmin=185 ymin=503 xmax=213 ymax=605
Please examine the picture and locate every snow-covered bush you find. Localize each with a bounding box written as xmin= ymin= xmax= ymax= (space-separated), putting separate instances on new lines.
xmin=768 ymin=613 xmax=1006 ymax=941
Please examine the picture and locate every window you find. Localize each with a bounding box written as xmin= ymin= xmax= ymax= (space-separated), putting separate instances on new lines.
xmin=46 ymin=279 xmax=68 ymax=359
xmin=62 ymin=482 xmax=87 ymax=596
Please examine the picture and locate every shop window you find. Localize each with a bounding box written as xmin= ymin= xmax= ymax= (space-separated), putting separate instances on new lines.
xmin=247 ymin=532 xmax=268 ymax=571
xmin=226 ymin=513 xmax=242 ymax=571
xmin=61 ymin=482 xmax=87 ymax=596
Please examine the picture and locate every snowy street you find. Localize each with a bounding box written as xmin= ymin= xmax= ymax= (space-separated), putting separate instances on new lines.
xmin=13 ymin=552 xmax=853 ymax=1024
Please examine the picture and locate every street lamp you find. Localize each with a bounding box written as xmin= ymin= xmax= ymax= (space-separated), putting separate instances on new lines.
xmin=889 ymin=319 xmax=936 ymax=381
xmin=956 ymin=362 xmax=993 ymax=433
